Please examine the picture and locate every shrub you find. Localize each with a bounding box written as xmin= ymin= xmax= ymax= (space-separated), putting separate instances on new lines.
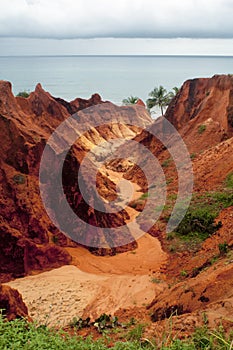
xmin=198 ymin=124 xmax=206 ymax=134
xmin=218 ymin=242 xmax=229 ymax=256
xmin=16 ymin=90 xmax=30 ymax=98
xmin=225 ymin=172 xmax=233 ymax=188
xmin=13 ymin=174 xmax=26 ymax=185
xmin=174 ymin=206 xmax=222 ymax=241
xmin=162 ymin=158 xmax=171 ymax=168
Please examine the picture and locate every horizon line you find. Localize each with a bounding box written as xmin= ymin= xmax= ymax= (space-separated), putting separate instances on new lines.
xmin=1 ymin=54 xmax=233 ymax=58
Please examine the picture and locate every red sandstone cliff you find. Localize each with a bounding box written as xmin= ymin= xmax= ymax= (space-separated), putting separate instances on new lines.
xmin=0 ymin=80 xmax=151 ymax=282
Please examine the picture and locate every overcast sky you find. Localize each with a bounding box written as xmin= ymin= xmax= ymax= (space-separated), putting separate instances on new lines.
xmin=0 ymin=0 xmax=233 ymax=55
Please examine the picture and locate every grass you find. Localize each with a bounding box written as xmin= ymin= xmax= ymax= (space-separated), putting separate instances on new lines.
xmin=225 ymin=172 xmax=233 ymax=189
xmin=170 ymin=189 xmax=233 ymax=243
xmin=139 ymin=192 xmax=149 ymax=200
xmin=160 ymin=187 xmax=233 ymax=253
xmin=1 ymin=313 xmax=233 ymax=349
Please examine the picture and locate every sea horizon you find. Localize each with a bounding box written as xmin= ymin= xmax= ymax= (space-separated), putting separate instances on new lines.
xmin=1 ymin=55 xmax=233 ymax=107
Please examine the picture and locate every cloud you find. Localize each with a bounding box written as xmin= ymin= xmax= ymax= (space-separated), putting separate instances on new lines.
xmin=0 ymin=0 xmax=233 ymax=39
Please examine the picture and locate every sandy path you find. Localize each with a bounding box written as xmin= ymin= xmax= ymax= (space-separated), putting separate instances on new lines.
xmin=66 ymin=233 xmax=166 ymax=275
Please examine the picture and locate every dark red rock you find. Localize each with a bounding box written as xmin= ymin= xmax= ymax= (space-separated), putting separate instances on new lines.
xmin=0 ymin=284 xmax=28 ymax=320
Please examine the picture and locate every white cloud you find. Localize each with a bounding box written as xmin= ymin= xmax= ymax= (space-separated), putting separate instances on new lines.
xmin=0 ymin=0 xmax=233 ymax=39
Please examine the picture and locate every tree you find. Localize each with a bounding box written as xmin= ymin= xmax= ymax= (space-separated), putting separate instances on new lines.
xmin=146 ymin=86 xmax=174 ymax=116
xmin=16 ymin=90 xmax=30 ymax=98
xmin=122 ymin=96 xmax=139 ymax=105
xmin=172 ymin=86 xmax=180 ymax=95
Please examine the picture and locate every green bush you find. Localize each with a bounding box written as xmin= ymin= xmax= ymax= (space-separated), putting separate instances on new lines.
xmin=198 ymin=124 xmax=206 ymax=134
xmin=13 ymin=174 xmax=26 ymax=185
xmin=174 ymin=207 xmax=222 ymax=241
xmin=225 ymin=172 xmax=233 ymax=188
xmin=218 ymin=242 xmax=229 ymax=256
xmin=16 ymin=90 xmax=30 ymax=98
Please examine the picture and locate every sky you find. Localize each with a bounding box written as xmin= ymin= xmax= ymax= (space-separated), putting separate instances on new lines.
xmin=0 ymin=0 xmax=233 ymax=55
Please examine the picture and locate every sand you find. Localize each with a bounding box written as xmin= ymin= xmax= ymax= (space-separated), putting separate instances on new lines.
xmin=5 ymin=169 xmax=167 ymax=326
xmin=6 ymin=258 xmax=166 ymax=326
xmin=5 ymin=233 xmax=167 ymax=326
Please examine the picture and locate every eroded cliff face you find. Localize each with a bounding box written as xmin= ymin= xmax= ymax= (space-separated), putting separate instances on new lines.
xmin=122 ymin=74 xmax=233 ymax=193
xmin=0 ymin=284 xmax=28 ymax=320
xmin=123 ymin=75 xmax=233 ymax=328
xmin=0 ymin=80 xmax=152 ymax=282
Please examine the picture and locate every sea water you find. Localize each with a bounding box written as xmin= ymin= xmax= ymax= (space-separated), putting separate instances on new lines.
xmin=0 ymin=55 xmax=233 ymax=107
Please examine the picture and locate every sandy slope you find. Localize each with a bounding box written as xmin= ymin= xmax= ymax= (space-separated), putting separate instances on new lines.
xmin=5 ymin=169 xmax=167 ymax=326
xmin=6 ymin=257 xmax=166 ymax=326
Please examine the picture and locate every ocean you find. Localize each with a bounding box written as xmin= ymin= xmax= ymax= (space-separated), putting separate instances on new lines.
xmin=0 ymin=55 xmax=233 ymax=106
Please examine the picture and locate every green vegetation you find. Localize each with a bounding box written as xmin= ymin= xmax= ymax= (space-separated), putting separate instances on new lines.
xmin=146 ymin=86 xmax=174 ymax=116
xmin=174 ymin=206 xmax=222 ymax=241
xmin=139 ymin=192 xmax=149 ymax=200
xmin=162 ymin=158 xmax=172 ymax=168
xmin=198 ymin=124 xmax=206 ymax=134
xmin=165 ymin=189 xmax=233 ymax=249
xmin=122 ymin=96 xmax=139 ymax=105
xmin=150 ymin=277 xmax=162 ymax=284
xmin=218 ymin=242 xmax=229 ymax=256
xmin=1 ymin=313 xmax=233 ymax=350
xmin=51 ymin=235 xmax=59 ymax=244
xmin=190 ymin=153 xmax=196 ymax=160
xmin=16 ymin=90 xmax=30 ymax=98
xmin=225 ymin=172 xmax=233 ymax=188
xmin=180 ymin=270 xmax=188 ymax=277
xmin=13 ymin=174 xmax=26 ymax=185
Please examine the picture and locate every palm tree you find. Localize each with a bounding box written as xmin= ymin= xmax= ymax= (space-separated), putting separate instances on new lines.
xmin=172 ymin=86 xmax=180 ymax=95
xmin=146 ymin=86 xmax=173 ymax=116
xmin=122 ymin=96 xmax=139 ymax=105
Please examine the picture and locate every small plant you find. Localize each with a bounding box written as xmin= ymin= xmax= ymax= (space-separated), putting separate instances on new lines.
xmin=150 ymin=278 xmax=162 ymax=284
xmin=180 ymin=270 xmax=188 ymax=277
xmin=162 ymin=158 xmax=171 ymax=168
xmin=218 ymin=242 xmax=229 ymax=256
xmin=166 ymin=178 xmax=173 ymax=185
xmin=126 ymin=323 xmax=145 ymax=341
xmin=139 ymin=192 xmax=149 ymax=200
xmin=94 ymin=314 xmax=120 ymax=333
xmin=190 ymin=153 xmax=196 ymax=160
xmin=16 ymin=90 xmax=30 ymax=98
xmin=225 ymin=172 xmax=233 ymax=188
xmin=52 ymin=235 xmax=59 ymax=244
xmin=210 ymin=256 xmax=218 ymax=265
xmin=198 ymin=124 xmax=206 ymax=134
xmin=69 ymin=316 xmax=91 ymax=329
xmin=168 ymin=245 xmax=175 ymax=253
xmin=13 ymin=174 xmax=26 ymax=185
xmin=166 ymin=232 xmax=176 ymax=241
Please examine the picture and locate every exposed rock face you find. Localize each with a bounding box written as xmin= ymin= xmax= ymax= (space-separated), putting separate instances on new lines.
xmin=149 ymin=263 xmax=233 ymax=322
xmin=123 ymin=74 xmax=233 ymax=191
xmin=165 ymin=75 xmax=233 ymax=134
xmin=164 ymin=74 xmax=233 ymax=152
xmin=126 ymin=75 xmax=233 ymax=326
xmin=0 ymin=284 xmax=28 ymax=320
xmin=0 ymin=80 xmax=151 ymax=282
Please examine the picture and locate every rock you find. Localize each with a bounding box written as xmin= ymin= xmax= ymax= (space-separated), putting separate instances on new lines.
xmin=0 ymin=80 xmax=152 ymax=281
xmin=136 ymin=99 xmax=146 ymax=107
xmin=0 ymin=284 xmax=28 ymax=320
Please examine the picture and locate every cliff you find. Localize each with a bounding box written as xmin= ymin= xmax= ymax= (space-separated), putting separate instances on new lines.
xmin=0 ymin=80 xmax=151 ymax=282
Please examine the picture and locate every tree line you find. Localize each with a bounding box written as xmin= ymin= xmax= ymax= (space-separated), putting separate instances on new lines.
xmin=122 ymin=86 xmax=179 ymax=116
